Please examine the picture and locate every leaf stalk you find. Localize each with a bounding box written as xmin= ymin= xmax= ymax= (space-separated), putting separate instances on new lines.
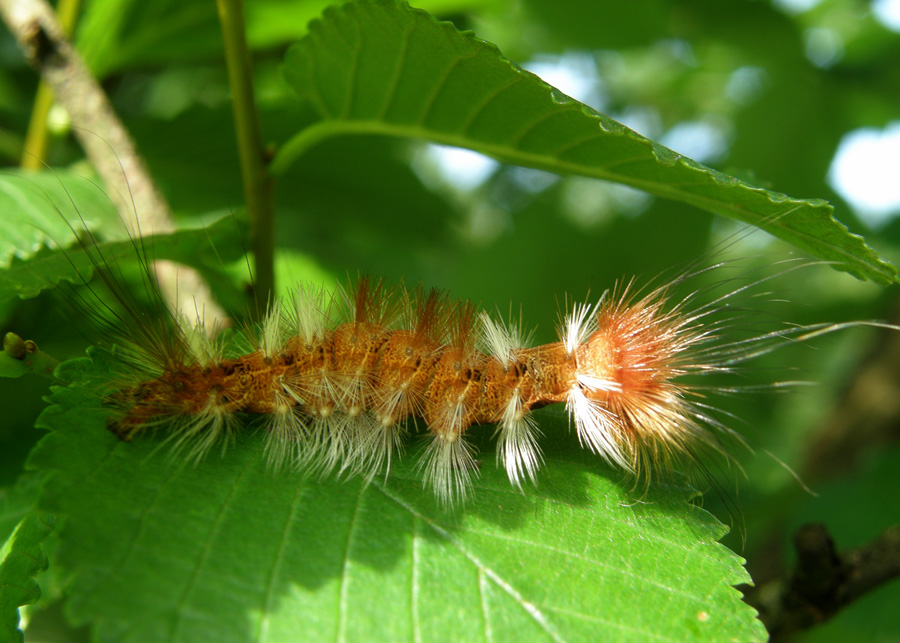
xmin=216 ymin=0 xmax=275 ymax=310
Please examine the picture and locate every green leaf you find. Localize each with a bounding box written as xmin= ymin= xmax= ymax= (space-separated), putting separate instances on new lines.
xmin=0 ymin=214 xmax=246 ymax=305
xmin=0 ymin=170 xmax=122 ymax=270
xmin=0 ymin=476 xmax=43 ymax=554
xmin=0 ymin=513 xmax=54 ymax=643
xmin=77 ymin=0 xmax=495 ymax=77
xmin=30 ymin=352 xmax=766 ymax=642
xmin=0 ymin=354 xmax=29 ymax=380
xmin=0 ymin=453 xmax=52 ymax=641
xmin=276 ymin=0 xmax=896 ymax=285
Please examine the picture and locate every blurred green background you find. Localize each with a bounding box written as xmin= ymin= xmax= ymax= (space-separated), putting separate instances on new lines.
xmin=2 ymin=0 xmax=900 ymax=640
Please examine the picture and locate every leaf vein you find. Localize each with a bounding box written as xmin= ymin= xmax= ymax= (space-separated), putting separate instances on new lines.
xmin=540 ymin=604 xmax=679 ymax=641
xmin=303 ymin=34 xmax=334 ymax=120
xmin=166 ymin=451 xmax=259 ymax=641
xmin=505 ymin=107 xmax=573 ymax=149
xmin=459 ymin=76 xmax=524 ymax=136
xmin=83 ymin=458 xmax=184 ymax=605
xmin=375 ymin=484 xmax=566 ymax=643
xmin=411 ymin=516 xmax=422 ymax=643
xmin=253 ymin=482 xmax=307 ymax=643
xmin=461 ymin=529 xmax=705 ymax=602
xmin=375 ymin=14 xmax=415 ymax=121
xmin=340 ymin=13 xmax=364 ymax=120
xmin=478 ymin=568 xmax=492 ymax=642
xmin=416 ymin=56 xmax=464 ymax=128
xmin=335 ymin=483 xmax=366 ymax=643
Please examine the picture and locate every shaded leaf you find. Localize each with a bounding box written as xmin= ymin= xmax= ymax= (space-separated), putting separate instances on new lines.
xmin=0 ymin=205 xmax=246 ymax=305
xmin=0 ymin=170 xmax=121 ymax=270
xmin=0 ymin=354 xmax=29 ymax=380
xmin=277 ymin=0 xmax=896 ymax=284
xmin=0 ymin=512 xmax=54 ymax=643
xmin=0 ymin=476 xmax=43 ymax=556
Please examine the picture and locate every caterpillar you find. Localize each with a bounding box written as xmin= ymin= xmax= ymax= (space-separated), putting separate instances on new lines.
xmin=65 ymin=216 xmax=886 ymax=506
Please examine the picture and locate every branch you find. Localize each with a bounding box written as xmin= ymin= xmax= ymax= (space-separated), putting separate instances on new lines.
xmin=20 ymin=0 xmax=82 ymax=170
xmin=0 ymin=0 xmax=170 ymax=236
xmin=745 ymin=522 xmax=900 ymax=639
xmin=0 ymin=0 xmax=226 ymax=327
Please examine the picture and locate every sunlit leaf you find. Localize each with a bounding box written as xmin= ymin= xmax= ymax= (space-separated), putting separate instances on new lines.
xmin=277 ymin=0 xmax=896 ymax=284
xmin=28 ymin=353 xmax=766 ymax=642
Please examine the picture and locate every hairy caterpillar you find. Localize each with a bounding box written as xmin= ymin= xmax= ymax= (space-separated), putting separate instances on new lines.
xmin=61 ymin=209 xmax=891 ymax=506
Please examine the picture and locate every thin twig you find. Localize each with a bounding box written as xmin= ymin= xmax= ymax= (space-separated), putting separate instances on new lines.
xmin=0 ymin=0 xmax=226 ymax=327
xmin=1 ymin=0 xmax=170 ymax=236
xmin=216 ymin=0 xmax=275 ymax=310
xmin=20 ymin=0 xmax=81 ymax=170
xmin=744 ymin=522 xmax=900 ymax=640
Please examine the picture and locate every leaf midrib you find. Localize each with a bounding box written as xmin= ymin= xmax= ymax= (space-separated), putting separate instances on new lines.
xmin=272 ymin=117 xmax=816 ymax=212
xmin=374 ymin=483 xmax=567 ymax=643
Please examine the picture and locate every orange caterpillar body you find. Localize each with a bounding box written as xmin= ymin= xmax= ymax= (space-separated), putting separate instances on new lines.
xmin=100 ymin=271 xmax=788 ymax=504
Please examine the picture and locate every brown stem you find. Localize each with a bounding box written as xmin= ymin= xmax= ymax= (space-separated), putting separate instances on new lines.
xmin=20 ymin=0 xmax=82 ymax=170
xmin=0 ymin=0 xmax=226 ymax=327
xmin=1 ymin=0 xmax=170 ymax=235
xmin=745 ymin=522 xmax=900 ymax=640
